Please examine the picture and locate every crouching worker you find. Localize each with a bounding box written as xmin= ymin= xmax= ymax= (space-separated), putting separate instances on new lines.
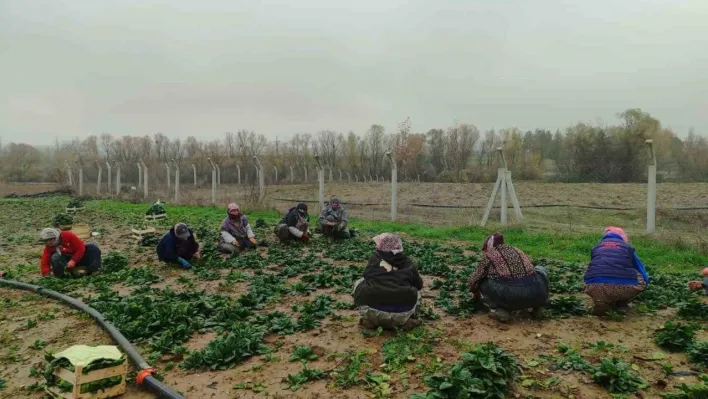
xmin=275 ymin=203 xmax=311 ymax=242
xmin=687 ymin=268 xmax=708 ymax=295
xmin=468 ymin=233 xmax=549 ymax=322
xmin=584 ymin=227 xmax=649 ymax=316
xmin=319 ymin=196 xmax=350 ymax=239
xmin=157 ymin=223 xmax=200 ymax=269
xmin=39 ymin=228 xmax=101 ymax=278
xmin=220 ymin=203 xmax=257 ymax=254
xmin=353 ymin=233 xmax=423 ymax=330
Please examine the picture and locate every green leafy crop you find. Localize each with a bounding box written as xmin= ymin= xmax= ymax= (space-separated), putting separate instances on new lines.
xmin=688 ymin=341 xmax=708 ymax=369
xmin=654 ymin=321 xmax=700 ymax=352
xmin=289 ymin=346 xmax=319 ymax=363
xmin=590 ymin=358 xmax=647 ymax=394
xmin=181 ymin=323 xmax=265 ymax=370
xmin=52 ymin=213 xmax=74 ymax=227
xmin=412 ymin=342 xmax=519 ymax=399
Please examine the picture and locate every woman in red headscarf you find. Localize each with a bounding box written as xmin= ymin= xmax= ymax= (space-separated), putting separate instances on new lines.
xmin=468 ymin=233 xmax=549 ymax=322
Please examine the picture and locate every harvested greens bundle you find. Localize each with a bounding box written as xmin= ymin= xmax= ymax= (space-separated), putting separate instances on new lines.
xmin=146 ymin=202 xmax=166 ymax=216
xmin=53 ymin=213 xmax=74 ymax=227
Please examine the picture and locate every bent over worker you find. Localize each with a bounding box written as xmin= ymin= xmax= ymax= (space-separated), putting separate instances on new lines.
xmin=468 ymin=233 xmax=549 ymax=322
xmin=157 ymin=223 xmax=200 ymax=269
xmin=39 ymin=228 xmax=101 ymax=278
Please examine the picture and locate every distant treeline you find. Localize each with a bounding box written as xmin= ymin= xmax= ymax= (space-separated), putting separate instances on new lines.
xmin=1 ymin=108 xmax=706 ymax=184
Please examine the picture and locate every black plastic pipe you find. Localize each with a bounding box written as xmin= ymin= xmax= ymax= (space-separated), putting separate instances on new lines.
xmin=0 ymin=278 xmax=184 ymax=399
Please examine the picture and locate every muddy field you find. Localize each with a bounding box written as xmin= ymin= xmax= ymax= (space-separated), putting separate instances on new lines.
xmin=0 ymin=198 xmax=706 ymax=399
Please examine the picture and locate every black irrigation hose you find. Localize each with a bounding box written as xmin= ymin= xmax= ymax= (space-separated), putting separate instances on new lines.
xmin=272 ymin=197 xmax=708 ymax=211
xmin=0 ymin=278 xmax=184 ymax=399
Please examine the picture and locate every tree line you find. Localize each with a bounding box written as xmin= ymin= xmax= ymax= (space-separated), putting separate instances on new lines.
xmin=1 ymin=108 xmax=707 ymax=184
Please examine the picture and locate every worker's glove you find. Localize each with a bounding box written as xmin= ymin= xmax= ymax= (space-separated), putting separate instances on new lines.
xmin=688 ymin=281 xmax=703 ymax=291
xmin=177 ymin=257 xmax=192 ymax=269
xmin=301 ymin=233 xmax=310 ymax=241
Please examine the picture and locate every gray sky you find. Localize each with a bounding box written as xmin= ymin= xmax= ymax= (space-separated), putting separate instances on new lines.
xmin=1 ymin=0 xmax=707 ymax=145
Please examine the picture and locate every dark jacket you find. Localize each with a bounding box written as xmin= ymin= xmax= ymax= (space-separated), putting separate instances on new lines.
xmin=157 ymin=228 xmax=199 ymax=262
xmin=584 ymin=235 xmax=647 ymax=285
xmin=280 ymin=207 xmax=309 ymax=227
xmin=354 ymin=251 xmax=423 ymax=309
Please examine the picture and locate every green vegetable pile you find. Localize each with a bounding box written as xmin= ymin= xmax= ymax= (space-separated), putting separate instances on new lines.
xmin=52 ymin=213 xmax=74 ymax=227
xmin=146 ymin=202 xmax=166 ymax=216
xmin=67 ymin=199 xmax=84 ymax=209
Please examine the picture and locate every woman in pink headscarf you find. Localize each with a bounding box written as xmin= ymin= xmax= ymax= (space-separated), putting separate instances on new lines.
xmin=353 ymin=233 xmax=424 ymax=330
xmin=219 ymin=203 xmax=257 ymax=254
xmin=583 ymin=226 xmax=649 ymax=315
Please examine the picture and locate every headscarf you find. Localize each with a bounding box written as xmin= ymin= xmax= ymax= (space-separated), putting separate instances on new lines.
xmin=702 ymin=268 xmax=708 ymax=277
xmin=227 ymin=203 xmax=240 ymax=216
xmin=604 ymin=226 xmax=628 ymax=243
xmin=329 ymin=196 xmax=341 ymax=209
xmin=296 ymin=203 xmax=308 ymax=215
xmin=40 ymin=228 xmax=61 ymax=246
xmin=482 ymin=233 xmax=504 ymax=252
xmin=373 ymin=233 xmax=403 ymax=255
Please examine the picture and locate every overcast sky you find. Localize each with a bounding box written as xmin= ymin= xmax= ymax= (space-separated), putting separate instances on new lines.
xmin=1 ymin=0 xmax=707 ymax=145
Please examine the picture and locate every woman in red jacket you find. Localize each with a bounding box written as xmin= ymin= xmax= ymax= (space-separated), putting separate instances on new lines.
xmin=39 ymin=228 xmax=102 ymax=277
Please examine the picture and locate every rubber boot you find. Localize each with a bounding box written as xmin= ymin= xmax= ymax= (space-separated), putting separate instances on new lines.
xmin=489 ymin=308 xmax=512 ymax=323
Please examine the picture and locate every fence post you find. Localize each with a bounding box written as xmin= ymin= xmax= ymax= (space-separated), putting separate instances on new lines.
xmin=142 ymin=160 xmax=149 ymax=200
xmin=347 ymin=172 xmax=351 ymax=183
xmin=237 ymin=164 xmax=241 ymax=185
xmin=96 ymin=161 xmax=102 ymax=195
xmin=480 ymin=148 xmax=523 ymax=226
xmin=192 ymin=164 xmax=197 ymax=187
xmin=115 ymin=164 xmax=121 ymax=195
xmin=216 ymin=164 xmax=221 ymax=185
xmin=172 ymin=159 xmax=180 ymax=204
xmin=77 ymin=159 xmax=84 ymax=196
xmin=355 ymin=174 xmax=358 ymax=183
xmin=315 ymin=156 xmax=324 ymax=210
xmin=646 ymin=140 xmax=657 ymax=233
xmin=274 ymin=165 xmax=278 ymax=184
xmin=165 ymin=163 xmax=171 ymax=190
xmin=253 ymin=156 xmax=265 ymax=202
xmin=386 ymin=151 xmax=397 ymax=221
xmin=303 ymin=165 xmax=308 ymax=183
xmin=208 ymin=158 xmax=217 ymax=205
xmin=106 ymin=162 xmax=112 ymax=196
xmin=339 ymin=169 xmax=342 ymax=181
xmin=137 ymin=162 xmax=142 ymax=189
xmin=66 ymin=163 xmax=73 ymax=187
xmin=290 ymin=166 xmax=294 ymax=184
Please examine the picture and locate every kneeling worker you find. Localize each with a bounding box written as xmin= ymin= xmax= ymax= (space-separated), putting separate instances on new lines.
xmin=39 ymin=228 xmax=102 ymax=277
xmin=157 ymin=223 xmax=200 ymax=269
xmin=275 ymin=203 xmax=311 ymax=242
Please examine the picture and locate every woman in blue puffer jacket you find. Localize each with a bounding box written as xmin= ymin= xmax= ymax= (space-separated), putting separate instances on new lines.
xmin=583 ymin=226 xmax=649 ymax=316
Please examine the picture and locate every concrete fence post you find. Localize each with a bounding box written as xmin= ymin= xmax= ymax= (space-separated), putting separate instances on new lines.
xmin=315 ymin=156 xmax=324 ymax=210
xmin=115 ymin=164 xmax=121 ymax=195
xmin=355 ymin=174 xmax=358 ymax=183
xmin=106 ymin=162 xmax=112 ymax=196
xmin=192 ymin=164 xmax=197 ymax=187
xmin=290 ymin=166 xmax=294 ymax=184
xmin=253 ymin=156 xmax=265 ymax=202
xmin=77 ymin=160 xmax=84 ymax=196
xmin=386 ymin=151 xmax=397 ymax=221
xmin=646 ymin=140 xmax=657 ymax=233
xmin=137 ymin=162 xmax=142 ymax=189
xmin=165 ymin=163 xmax=171 ymax=190
xmin=236 ymin=164 xmax=241 ymax=185
xmin=172 ymin=159 xmax=180 ymax=204
xmin=96 ymin=161 xmax=102 ymax=195
xmin=66 ymin=163 xmax=73 ymax=187
xmin=142 ymin=161 xmax=149 ymax=200
xmin=347 ymin=172 xmax=351 ymax=183
xmin=339 ymin=169 xmax=342 ymax=181
xmin=274 ymin=165 xmax=278 ymax=184
xmin=216 ymin=165 xmax=221 ymax=185
xmin=480 ymin=148 xmax=522 ymax=226
xmin=303 ymin=165 xmax=308 ymax=183
xmin=208 ymin=158 xmax=217 ymax=205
